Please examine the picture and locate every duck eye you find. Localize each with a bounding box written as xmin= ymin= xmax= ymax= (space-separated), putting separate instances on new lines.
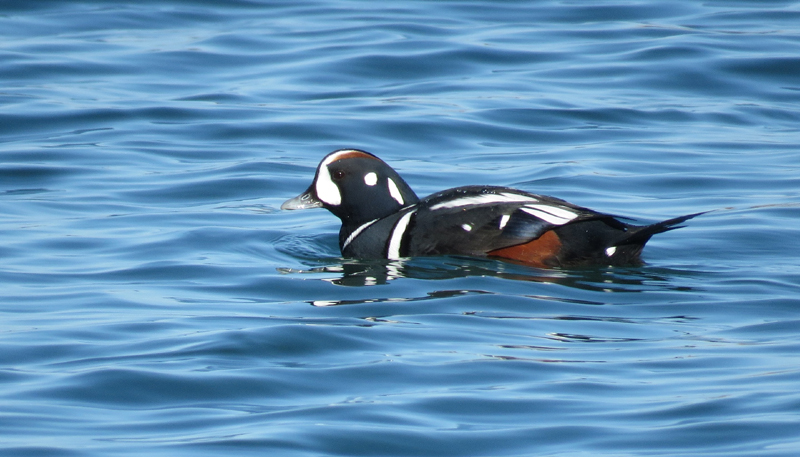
xmin=332 ymin=169 xmax=345 ymax=180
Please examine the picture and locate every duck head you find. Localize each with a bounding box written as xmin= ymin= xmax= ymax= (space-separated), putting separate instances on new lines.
xmin=281 ymin=149 xmax=420 ymax=227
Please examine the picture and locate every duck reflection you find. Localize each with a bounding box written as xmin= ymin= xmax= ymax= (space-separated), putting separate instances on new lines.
xmin=278 ymin=256 xmax=698 ymax=307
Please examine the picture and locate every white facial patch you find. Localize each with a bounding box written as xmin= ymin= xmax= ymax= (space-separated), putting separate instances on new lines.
xmin=521 ymin=204 xmax=578 ymax=226
xmin=315 ymin=165 xmax=341 ymax=206
xmin=314 ymin=150 xmax=366 ymax=206
xmin=364 ymin=172 xmax=378 ymax=186
xmin=430 ymin=192 xmax=538 ymax=210
xmin=388 ymin=178 xmax=404 ymax=205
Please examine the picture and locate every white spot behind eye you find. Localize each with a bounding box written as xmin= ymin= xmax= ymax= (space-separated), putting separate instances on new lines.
xmin=364 ymin=172 xmax=378 ymax=186
xmin=315 ymin=165 xmax=341 ymax=206
xmin=388 ymin=178 xmax=404 ymax=205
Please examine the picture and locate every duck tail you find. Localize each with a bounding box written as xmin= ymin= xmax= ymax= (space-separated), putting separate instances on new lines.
xmin=617 ymin=211 xmax=706 ymax=249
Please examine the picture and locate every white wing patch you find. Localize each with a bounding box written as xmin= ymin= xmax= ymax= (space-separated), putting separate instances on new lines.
xmin=521 ymin=204 xmax=578 ymax=226
xmin=388 ymin=178 xmax=404 ymax=205
xmin=387 ymin=210 xmax=416 ymax=259
xmin=430 ymin=192 xmax=538 ymax=210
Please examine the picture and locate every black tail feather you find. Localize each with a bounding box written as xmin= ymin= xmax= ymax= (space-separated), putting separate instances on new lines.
xmin=617 ymin=211 xmax=707 ymax=247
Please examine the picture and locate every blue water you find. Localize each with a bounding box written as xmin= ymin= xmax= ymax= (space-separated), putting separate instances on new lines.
xmin=2 ymin=1 xmax=800 ymax=455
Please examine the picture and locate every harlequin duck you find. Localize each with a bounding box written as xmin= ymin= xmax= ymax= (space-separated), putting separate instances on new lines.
xmin=282 ymin=149 xmax=702 ymax=268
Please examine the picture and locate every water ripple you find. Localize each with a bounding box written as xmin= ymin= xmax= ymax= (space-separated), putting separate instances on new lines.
xmin=2 ymin=1 xmax=800 ymax=456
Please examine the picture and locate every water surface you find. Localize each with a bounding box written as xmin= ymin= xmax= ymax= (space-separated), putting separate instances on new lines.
xmin=1 ymin=1 xmax=799 ymax=456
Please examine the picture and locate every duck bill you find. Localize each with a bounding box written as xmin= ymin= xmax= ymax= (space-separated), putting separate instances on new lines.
xmin=281 ymin=188 xmax=323 ymax=210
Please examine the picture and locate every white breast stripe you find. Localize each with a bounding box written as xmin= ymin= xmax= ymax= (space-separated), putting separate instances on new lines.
xmin=342 ymin=218 xmax=378 ymax=250
xmin=499 ymin=214 xmax=511 ymax=229
xmin=429 ymin=192 xmax=538 ymax=210
xmin=521 ymin=206 xmax=577 ymax=226
xmin=387 ymin=210 xmax=416 ymax=259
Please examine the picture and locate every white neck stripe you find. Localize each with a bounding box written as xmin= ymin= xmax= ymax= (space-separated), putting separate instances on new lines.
xmin=342 ymin=218 xmax=378 ymax=250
